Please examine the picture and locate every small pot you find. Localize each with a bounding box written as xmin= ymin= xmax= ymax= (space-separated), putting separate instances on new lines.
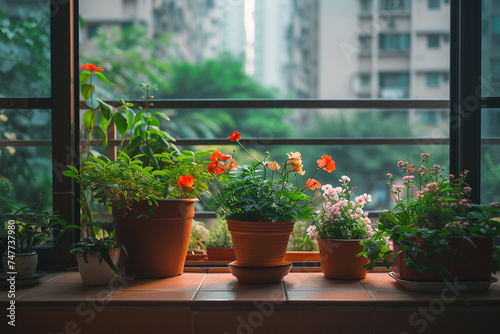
xmin=76 ymin=249 xmax=120 ymax=285
xmin=206 ymin=247 xmax=236 ymax=261
xmin=317 ymin=238 xmax=369 ymax=280
xmin=2 ymin=251 xmax=38 ymax=278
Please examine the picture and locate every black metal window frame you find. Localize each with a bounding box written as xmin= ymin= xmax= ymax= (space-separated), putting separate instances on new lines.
xmin=0 ymin=0 xmax=485 ymax=268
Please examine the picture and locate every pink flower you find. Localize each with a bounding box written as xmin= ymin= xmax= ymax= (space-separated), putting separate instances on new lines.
xmin=464 ymin=187 xmax=472 ymax=192
xmin=421 ymin=153 xmax=429 ymax=158
xmin=387 ymin=173 xmax=393 ymax=178
xmin=403 ymin=175 xmax=414 ymax=181
xmin=492 ymin=202 xmax=499 ymax=207
xmin=397 ymin=160 xmax=404 ymax=168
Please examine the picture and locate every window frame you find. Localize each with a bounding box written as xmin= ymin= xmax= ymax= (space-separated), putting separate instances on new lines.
xmin=0 ymin=0 xmax=485 ymax=266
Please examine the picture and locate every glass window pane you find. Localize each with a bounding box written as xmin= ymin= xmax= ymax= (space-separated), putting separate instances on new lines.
xmin=0 ymin=0 xmax=51 ymax=98
xmin=481 ymin=108 xmax=500 ymax=204
xmin=426 ymin=73 xmax=440 ymax=87
xmin=428 ymin=0 xmax=440 ymax=10
xmin=482 ymin=0 xmax=500 ymax=97
xmin=79 ymin=0 xmax=449 ymax=99
xmin=0 ymin=109 xmax=52 ymax=211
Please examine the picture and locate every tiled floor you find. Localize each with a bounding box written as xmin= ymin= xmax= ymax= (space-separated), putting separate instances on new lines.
xmin=1 ymin=269 xmax=499 ymax=334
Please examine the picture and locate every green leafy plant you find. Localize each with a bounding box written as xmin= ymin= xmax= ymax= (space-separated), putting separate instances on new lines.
xmin=63 ymin=150 xmax=214 ymax=213
xmin=206 ymin=131 xmax=336 ymax=222
xmin=1 ymin=208 xmax=78 ymax=253
xmin=362 ymin=153 xmax=500 ymax=273
xmin=205 ymin=218 xmax=233 ymax=248
xmin=70 ymin=236 xmax=122 ymax=275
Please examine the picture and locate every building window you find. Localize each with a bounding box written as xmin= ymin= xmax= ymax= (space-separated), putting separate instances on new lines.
xmin=492 ymin=16 xmax=500 ymax=35
xmin=443 ymin=73 xmax=449 ymax=83
xmin=379 ymin=33 xmax=410 ymax=51
xmin=379 ymin=0 xmax=410 ymax=11
xmin=428 ymin=0 xmax=440 ymax=10
xmin=421 ymin=111 xmax=438 ymax=124
xmin=491 ymin=59 xmax=500 ymax=84
xmin=360 ymin=0 xmax=372 ymax=12
xmin=426 ymin=73 xmax=440 ymax=87
xmin=427 ymin=34 xmax=440 ymax=48
xmin=379 ymin=73 xmax=409 ymax=98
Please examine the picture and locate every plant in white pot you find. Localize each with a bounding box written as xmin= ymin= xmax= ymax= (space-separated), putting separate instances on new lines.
xmin=70 ymin=236 xmax=122 ymax=285
xmin=1 ymin=208 xmax=77 ymax=278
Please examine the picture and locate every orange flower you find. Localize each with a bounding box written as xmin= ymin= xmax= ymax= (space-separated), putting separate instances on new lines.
xmin=306 ymin=178 xmax=321 ymax=191
xmin=266 ymin=161 xmax=280 ymax=171
xmin=208 ymin=151 xmax=236 ymax=175
xmin=228 ymin=131 xmax=241 ymax=141
xmin=177 ymin=175 xmax=194 ymax=191
xmin=286 ymin=152 xmax=305 ymax=175
xmin=317 ymin=154 xmax=336 ymax=173
xmin=81 ymin=63 xmax=104 ymax=72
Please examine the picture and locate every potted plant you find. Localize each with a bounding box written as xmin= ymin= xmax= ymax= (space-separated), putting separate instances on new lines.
xmin=64 ymin=149 xmax=214 ymax=278
xmin=206 ymin=131 xmax=336 ymax=283
xmin=361 ymin=153 xmax=500 ymax=284
xmin=307 ymin=176 xmax=373 ymax=279
xmin=205 ymin=218 xmax=235 ymax=261
xmin=1 ymin=208 xmax=77 ymax=278
xmin=186 ymin=220 xmax=209 ymax=261
xmin=70 ymin=236 xmax=122 ymax=285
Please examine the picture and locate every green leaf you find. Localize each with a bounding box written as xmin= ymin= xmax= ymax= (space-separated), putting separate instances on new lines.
xmin=82 ymin=109 xmax=96 ymax=132
xmin=79 ymin=70 xmax=92 ymax=84
xmin=98 ymin=109 xmax=112 ymax=131
xmin=97 ymin=99 xmax=113 ymax=119
xmin=113 ymin=111 xmax=128 ymax=139
xmin=94 ymin=126 xmax=108 ymax=147
xmin=81 ymin=83 xmax=94 ymax=101
xmin=95 ymin=71 xmax=113 ymax=85
xmin=153 ymin=111 xmax=170 ymax=121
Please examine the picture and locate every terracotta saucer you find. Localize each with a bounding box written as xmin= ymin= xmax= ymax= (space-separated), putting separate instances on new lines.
xmin=228 ymin=261 xmax=292 ymax=284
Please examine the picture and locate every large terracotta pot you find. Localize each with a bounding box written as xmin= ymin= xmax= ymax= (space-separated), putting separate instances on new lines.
xmin=317 ymin=238 xmax=369 ymax=280
xmin=76 ymin=249 xmax=120 ymax=286
xmin=226 ymin=219 xmax=294 ymax=267
xmin=393 ymin=236 xmax=493 ymax=281
xmin=113 ymin=199 xmax=197 ymax=278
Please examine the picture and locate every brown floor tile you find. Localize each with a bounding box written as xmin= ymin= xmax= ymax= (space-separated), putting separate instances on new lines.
xmin=120 ymin=272 xmax=206 ymax=291
xmin=194 ymin=289 xmax=286 ymax=307
xmin=193 ymin=310 xmax=372 ymax=334
xmin=287 ymin=290 xmax=373 ymax=306
xmin=283 ymin=271 xmax=364 ymax=290
xmin=16 ymin=309 xmax=192 ymax=334
xmin=15 ymin=272 xmax=114 ymax=306
xmin=106 ymin=290 xmax=196 ymax=306
xmin=200 ymin=272 xmax=284 ymax=291
xmin=0 ymin=272 xmax=63 ymax=303
xmin=370 ymin=288 xmax=469 ymax=306
xmin=358 ymin=272 xmax=398 ymax=290
xmin=375 ymin=307 xmax=471 ymax=334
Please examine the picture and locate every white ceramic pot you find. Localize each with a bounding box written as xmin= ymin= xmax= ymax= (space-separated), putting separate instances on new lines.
xmin=76 ymin=249 xmax=120 ymax=285
xmin=2 ymin=251 xmax=38 ymax=278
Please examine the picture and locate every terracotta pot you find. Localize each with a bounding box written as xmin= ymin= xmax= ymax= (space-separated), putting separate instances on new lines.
xmin=76 ymin=249 xmax=120 ymax=285
xmin=206 ymin=247 xmax=236 ymax=261
xmin=226 ymin=219 xmax=294 ymax=267
xmin=113 ymin=199 xmax=196 ymax=278
xmin=317 ymin=238 xmax=369 ymax=280
xmin=2 ymin=251 xmax=38 ymax=278
xmin=393 ymin=236 xmax=493 ymax=281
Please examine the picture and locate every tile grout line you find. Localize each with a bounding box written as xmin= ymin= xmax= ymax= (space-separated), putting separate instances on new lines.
xmin=356 ymin=280 xmax=376 ymax=334
xmin=282 ymin=279 xmax=289 ymax=306
xmin=191 ymin=272 xmax=208 ymax=334
xmin=15 ymin=272 xmax=64 ymax=301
